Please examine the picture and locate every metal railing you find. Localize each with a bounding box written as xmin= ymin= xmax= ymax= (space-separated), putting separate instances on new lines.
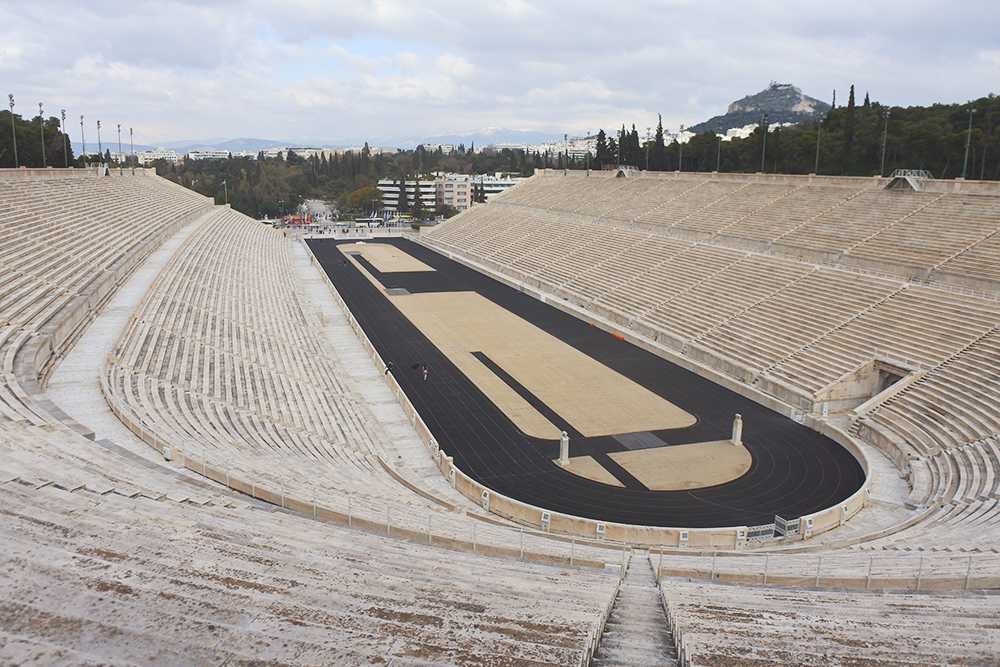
xmin=100 ymin=366 xmax=631 ymax=572
xmin=891 ymin=169 xmax=934 ymax=180
xmin=96 ymin=232 xmax=1000 ymax=590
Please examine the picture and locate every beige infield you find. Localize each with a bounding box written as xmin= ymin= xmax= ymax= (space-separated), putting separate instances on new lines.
xmin=341 ymin=243 xmax=753 ymax=489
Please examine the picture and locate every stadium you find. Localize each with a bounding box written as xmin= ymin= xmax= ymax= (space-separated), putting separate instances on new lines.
xmin=3 ymin=164 xmax=1000 ymax=665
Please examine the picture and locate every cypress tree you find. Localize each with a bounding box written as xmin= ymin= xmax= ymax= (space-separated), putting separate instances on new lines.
xmin=651 ymin=115 xmax=666 ymax=170
xmin=843 ymin=85 xmax=856 ymax=174
xmin=594 ymin=130 xmax=609 ymax=169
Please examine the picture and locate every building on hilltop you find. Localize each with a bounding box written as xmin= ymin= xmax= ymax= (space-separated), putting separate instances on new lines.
xmin=186 ymin=150 xmax=232 ymax=161
xmin=418 ymin=143 xmax=457 ymax=155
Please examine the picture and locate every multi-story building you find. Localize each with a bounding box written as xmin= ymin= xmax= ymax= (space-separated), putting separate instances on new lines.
xmin=477 ymin=173 xmax=526 ymax=200
xmin=378 ymin=173 xmax=527 ymax=215
xmin=377 ymin=178 xmax=438 ymax=213
xmin=186 ymin=150 xmax=232 ymax=161
xmin=131 ymin=148 xmax=181 ymax=165
xmin=418 ymin=143 xmax=457 ymax=155
xmin=436 ymin=175 xmax=473 ymax=211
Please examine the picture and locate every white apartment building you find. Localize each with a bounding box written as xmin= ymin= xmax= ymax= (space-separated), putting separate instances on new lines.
xmin=186 ymin=150 xmax=231 ymax=160
xmin=419 ymin=143 xmax=457 ymax=155
xmin=377 ymin=178 xmax=438 ymax=213
xmin=378 ymin=173 xmax=527 ymax=214
xmin=131 ymin=148 xmax=180 ymax=165
xmin=477 ymin=173 xmax=526 ymax=200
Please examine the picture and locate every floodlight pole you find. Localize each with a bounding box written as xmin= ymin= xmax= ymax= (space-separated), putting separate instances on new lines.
xmin=880 ymin=110 xmax=890 ymax=177
xmin=8 ymin=94 xmax=18 ymax=168
xmin=678 ymin=125 xmax=684 ymax=171
xmin=60 ymin=110 xmax=68 ymax=168
xmin=760 ymin=113 xmax=768 ymax=173
xmin=80 ymin=115 xmax=85 ymax=164
xmin=38 ymin=103 xmax=46 ymax=168
xmin=961 ymin=105 xmax=976 ymax=179
xmin=117 ymin=124 xmax=123 ymax=175
xmin=564 ymin=133 xmax=568 ymax=176
xmin=814 ymin=119 xmax=822 ymax=174
xmin=130 ymin=127 xmax=135 ymax=175
xmin=96 ymin=120 xmax=102 ymax=164
xmin=645 ymin=127 xmax=651 ymax=171
xmin=717 ymin=134 xmax=722 ymax=172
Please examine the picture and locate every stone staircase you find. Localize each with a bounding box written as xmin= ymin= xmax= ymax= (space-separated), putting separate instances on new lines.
xmin=591 ymin=550 xmax=678 ymax=667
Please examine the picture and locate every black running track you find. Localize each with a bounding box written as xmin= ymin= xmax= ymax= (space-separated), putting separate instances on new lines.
xmin=307 ymin=237 xmax=865 ymax=528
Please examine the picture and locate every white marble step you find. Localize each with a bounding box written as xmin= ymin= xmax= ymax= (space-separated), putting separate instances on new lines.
xmin=592 ymin=552 xmax=678 ymax=667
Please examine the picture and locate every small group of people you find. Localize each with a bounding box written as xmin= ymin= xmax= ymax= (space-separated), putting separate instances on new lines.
xmin=384 ymin=361 xmax=429 ymax=381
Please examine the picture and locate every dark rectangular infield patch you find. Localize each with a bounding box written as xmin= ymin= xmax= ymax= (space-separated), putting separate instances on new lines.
xmin=613 ymin=431 xmax=669 ymax=451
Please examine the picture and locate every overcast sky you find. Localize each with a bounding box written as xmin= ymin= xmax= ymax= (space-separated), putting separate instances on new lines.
xmin=2 ymin=0 xmax=998 ymax=147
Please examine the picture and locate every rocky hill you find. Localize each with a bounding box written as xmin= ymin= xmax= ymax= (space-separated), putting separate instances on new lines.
xmin=688 ymin=82 xmax=831 ymax=134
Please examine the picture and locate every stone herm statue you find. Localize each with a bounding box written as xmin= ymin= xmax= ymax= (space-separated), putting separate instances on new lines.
xmin=558 ymin=431 xmax=570 ymax=466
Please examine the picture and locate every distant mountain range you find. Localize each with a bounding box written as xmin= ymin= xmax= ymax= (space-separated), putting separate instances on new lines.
xmin=136 ymin=86 xmax=832 ymax=154
xmin=687 ymin=83 xmax=831 ymax=134
xmin=138 ymin=128 xmax=564 ymax=155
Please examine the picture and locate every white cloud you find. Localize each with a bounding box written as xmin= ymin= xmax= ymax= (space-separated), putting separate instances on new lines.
xmin=2 ymin=0 xmax=997 ymax=144
xmin=979 ymin=49 xmax=1000 ymax=68
xmin=395 ymin=51 xmax=423 ymax=72
xmin=434 ymin=54 xmax=474 ymax=79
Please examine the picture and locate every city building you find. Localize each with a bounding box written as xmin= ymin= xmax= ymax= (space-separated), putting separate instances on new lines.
xmin=378 ymin=173 xmax=528 ymax=215
xmin=436 ymin=175 xmax=472 ymax=211
xmin=133 ymin=148 xmax=181 ymax=165
xmin=377 ymin=178 xmax=438 ymax=214
xmin=477 ymin=173 xmax=527 ymax=200
xmin=418 ymin=143 xmax=457 ymax=155
xmin=186 ymin=150 xmax=232 ymax=161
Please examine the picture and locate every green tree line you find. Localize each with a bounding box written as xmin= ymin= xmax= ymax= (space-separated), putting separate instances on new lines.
xmin=7 ymin=89 xmax=995 ymax=221
xmin=591 ymin=89 xmax=999 ymax=179
xmin=0 ymin=110 xmax=75 ymax=168
xmin=152 ymin=143 xmax=549 ymax=219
